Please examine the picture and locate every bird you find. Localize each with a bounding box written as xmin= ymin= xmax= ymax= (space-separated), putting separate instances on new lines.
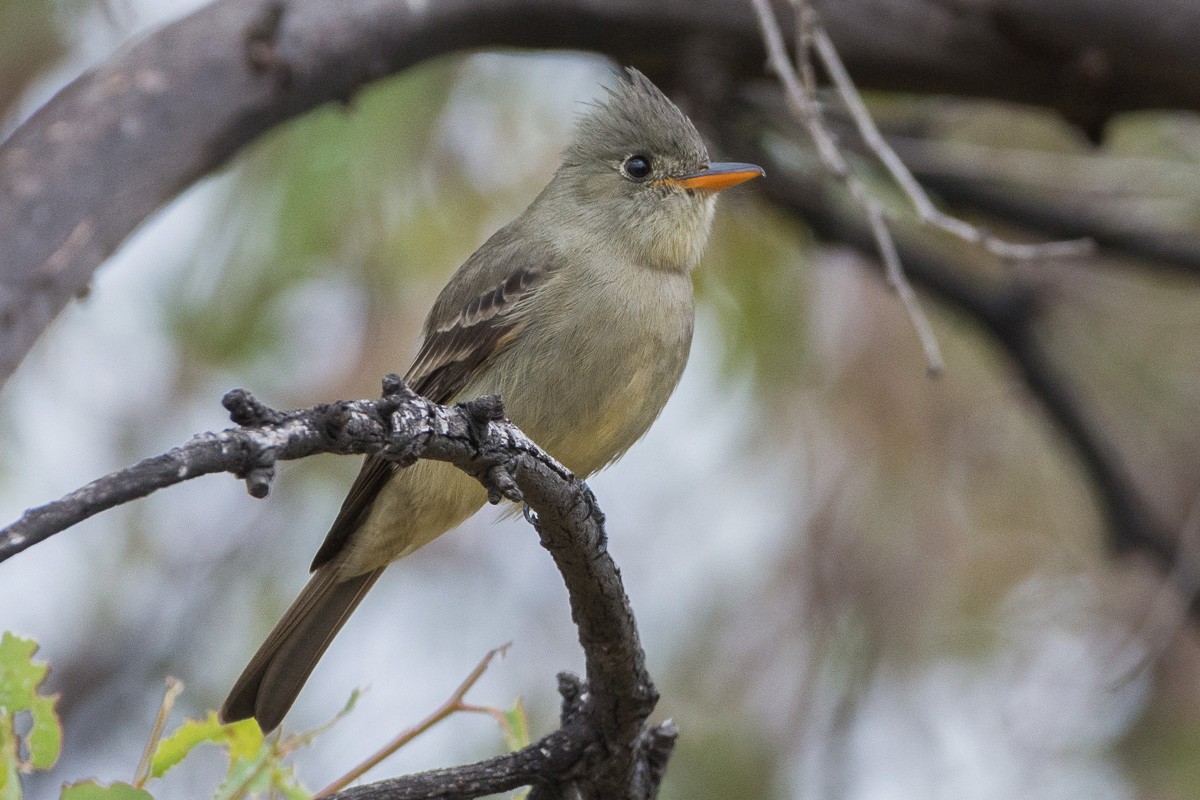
xmin=220 ymin=67 xmax=762 ymax=732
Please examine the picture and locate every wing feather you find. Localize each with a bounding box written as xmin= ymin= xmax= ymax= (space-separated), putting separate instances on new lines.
xmin=309 ymin=258 xmax=559 ymax=571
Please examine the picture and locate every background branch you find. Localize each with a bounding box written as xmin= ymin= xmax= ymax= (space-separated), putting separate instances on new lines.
xmin=4 ymin=0 xmax=1200 ymax=386
xmin=710 ymin=110 xmax=1187 ymax=595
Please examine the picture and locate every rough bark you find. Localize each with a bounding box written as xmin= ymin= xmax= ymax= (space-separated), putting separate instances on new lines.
xmin=0 ymin=380 xmax=671 ymax=799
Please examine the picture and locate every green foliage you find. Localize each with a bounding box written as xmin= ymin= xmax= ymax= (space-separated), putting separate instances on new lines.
xmin=168 ymin=63 xmax=458 ymax=372
xmin=499 ymin=700 xmax=531 ymax=800
xmin=0 ymin=633 xmax=525 ymax=798
xmin=149 ymin=713 xmax=264 ymax=780
xmin=60 ymin=783 xmax=153 ymax=800
xmin=696 ymin=204 xmax=814 ymax=393
xmin=500 ymin=699 xmax=530 ymax=753
xmin=0 ymin=632 xmax=62 ymax=798
xmin=0 ymin=630 xmax=312 ymax=800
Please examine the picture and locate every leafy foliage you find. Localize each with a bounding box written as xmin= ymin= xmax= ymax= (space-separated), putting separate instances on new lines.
xmin=60 ymin=783 xmax=154 ymax=800
xmin=0 ymin=632 xmax=61 ymax=799
xmin=0 ymin=632 xmax=525 ymax=799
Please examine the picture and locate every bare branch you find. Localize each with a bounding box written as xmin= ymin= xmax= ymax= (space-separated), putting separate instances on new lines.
xmin=861 ymin=195 xmax=945 ymax=375
xmin=3 ymin=0 xmax=1200 ymax=386
xmin=752 ymin=0 xmax=944 ymax=373
xmin=133 ymin=677 xmax=185 ymax=789
xmin=0 ymin=378 xmax=668 ymax=798
xmin=716 ymin=115 xmax=1183 ymax=592
xmin=804 ymin=15 xmax=1094 ymax=261
xmin=889 ymin=141 xmax=1200 ymax=277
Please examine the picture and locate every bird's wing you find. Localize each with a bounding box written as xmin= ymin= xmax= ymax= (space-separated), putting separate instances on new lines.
xmin=309 ymin=258 xmax=560 ymax=571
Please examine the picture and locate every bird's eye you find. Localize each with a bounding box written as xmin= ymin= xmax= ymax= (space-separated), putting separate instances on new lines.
xmin=622 ymin=155 xmax=652 ymax=180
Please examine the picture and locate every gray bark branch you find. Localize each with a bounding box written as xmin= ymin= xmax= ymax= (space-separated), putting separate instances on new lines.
xmin=0 ymin=379 xmax=668 ymax=799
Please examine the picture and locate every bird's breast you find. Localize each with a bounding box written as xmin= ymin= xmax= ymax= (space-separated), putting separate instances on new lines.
xmin=472 ymin=264 xmax=694 ymax=478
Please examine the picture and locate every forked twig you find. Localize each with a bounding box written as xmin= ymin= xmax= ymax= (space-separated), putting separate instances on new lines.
xmin=753 ymin=0 xmax=943 ymax=373
xmin=316 ymin=644 xmax=512 ymax=797
xmin=752 ymin=0 xmax=1097 ymax=373
xmin=805 ymin=17 xmax=1093 ymax=261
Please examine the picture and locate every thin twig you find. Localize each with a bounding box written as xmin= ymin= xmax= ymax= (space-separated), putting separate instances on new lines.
xmin=132 ymin=676 xmax=184 ymax=789
xmin=316 ymin=645 xmax=512 ymax=797
xmin=860 ymin=195 xmax=945 ymax=375
xmin=751 ymin=0 xmax=944 ymax=373
xmin=798 ymin=0 xmax=1094 ymax=261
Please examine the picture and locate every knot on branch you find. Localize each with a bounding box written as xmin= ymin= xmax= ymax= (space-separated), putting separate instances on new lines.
xmin=556 ymin=672 xmax=588 ymax=725
xmin=223 ymin=387 xmax=285 ymax=427
xmin=622 ymin=721 xmax=677 ymax=799
xmin=539 ymin=673 xmax=670 ymax=800
xmin=480 ymin=461 xmax=524 ymax=505
xmin=458 ymin=393 xmax=507 ymax=443
xmin=379 ymin=373 xmax=419 ymax=408
xmin=374 ymin=376 xmax=425 ymax=468
xmin=454 ymin=393 xmax=525 ymax=505
xmin=241 ymin=460 xmax=276 ymax=499
xmin=221 ymin=389 xmax=287 ymax=497
xmin=244 ymin=0 xmax=292 ymax=87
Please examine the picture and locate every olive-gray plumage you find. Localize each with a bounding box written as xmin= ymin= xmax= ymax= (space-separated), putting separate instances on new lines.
xmin=220 ymin=68 xmax=762 ymax=731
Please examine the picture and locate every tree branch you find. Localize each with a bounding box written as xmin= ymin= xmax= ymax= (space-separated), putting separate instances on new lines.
xmin=0 ymin=378 xmax=670 ymax=799
xmin=5 ymin=0 xmax=1200 ymax=386
xmin=714 ymin=114 xmax=1185 ymax=590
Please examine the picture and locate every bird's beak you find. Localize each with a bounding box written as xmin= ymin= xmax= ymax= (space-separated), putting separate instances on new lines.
xmin=657 ymin=162 xmax=765 ymax=192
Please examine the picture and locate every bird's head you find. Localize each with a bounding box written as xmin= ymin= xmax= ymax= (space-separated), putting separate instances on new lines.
xmin=554 ymin=68 xmax=763 ymax=273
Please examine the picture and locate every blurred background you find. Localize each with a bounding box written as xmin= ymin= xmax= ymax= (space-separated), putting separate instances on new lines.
xmin=2 ymin=1 xmax=1200 ymax=798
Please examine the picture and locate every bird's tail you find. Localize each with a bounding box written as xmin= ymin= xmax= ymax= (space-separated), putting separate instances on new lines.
xmin=220 ymin=563 xmax=384 ymax=732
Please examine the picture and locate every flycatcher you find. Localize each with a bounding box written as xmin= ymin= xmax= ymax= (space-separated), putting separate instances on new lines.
xmin=221 ymin=68 xmax=762 ymax=731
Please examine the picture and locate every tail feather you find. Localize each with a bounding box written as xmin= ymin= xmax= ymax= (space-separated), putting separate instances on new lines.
xmin=220 ymin=564 xmax=384 ymax=731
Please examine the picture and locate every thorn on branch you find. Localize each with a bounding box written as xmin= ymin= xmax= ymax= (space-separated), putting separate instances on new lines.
xmin=459 ymin=393 xmax=507 ymax=442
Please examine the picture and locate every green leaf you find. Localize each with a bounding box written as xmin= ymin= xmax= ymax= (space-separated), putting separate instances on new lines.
xmin=268 ymin=765 xmax=311 ymax=800
xmin=213 ymin=745 xmax=273 ymax=800
xmin=502 ymin=699 xmax=530 ymax=752
xmin=150 ymin=713 xmax=262 ymax=779
xmin=26 ymin=695 xmax=61 ymax=769
xmin=0 ymin=633 xmax=46 ymax=710
xmin=0 ymin=632 xmax=61 ymax=773
xmin=1 ymin=720 xmax=21 ymax=800
xmin=222 ymin=718 xmax=266 ymax=764
xmin=285 ymin=689 xmax=360 ymax=749
xmin=60 ymin=781 xmax=154 ymax=800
